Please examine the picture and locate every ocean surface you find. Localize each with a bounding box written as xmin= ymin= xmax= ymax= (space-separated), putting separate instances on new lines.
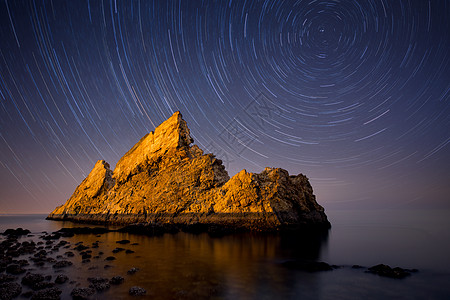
xmin=1 ymin=209 xmax=450 ymax=299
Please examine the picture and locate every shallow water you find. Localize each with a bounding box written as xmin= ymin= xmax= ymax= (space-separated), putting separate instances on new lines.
xmin=1 ymin=209 xmax=449 ymax=299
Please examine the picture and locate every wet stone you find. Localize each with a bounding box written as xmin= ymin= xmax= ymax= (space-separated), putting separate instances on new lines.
xmin=87 ymin=277 xmax=110 ymax=291
xmin=116 ymin=240 xmax=130 ymax=244
xmin=52 ymin=260 xmax=72 ymax=269
xmin=54 ymin=275 xmax=68 ymax=284
xmin=0 ymin=282 xmax=22 ymax=300
xmin=127 ymin=267 xmax=139 ymax=275
xmin=6 ymin=264 xmax=26 ymax=275
xmin=30 ymin=287 xmax=62 ymax=300
xmin=21 ymin=272 xmax=45 ymax=287
xmin=367 ymin=264 xmax=417 ymax=279
xmin=70 ymin=287 xmax=95 ymax=300
xmin=64 ymin=251 xmax=74 ymax=257
xmin=0 ymin=274 xmax=17 ymax=283
xmin=129 ymin=286 xmax=146 ymax=296
xmin=109 ymin=276 xmax=124 ymax=285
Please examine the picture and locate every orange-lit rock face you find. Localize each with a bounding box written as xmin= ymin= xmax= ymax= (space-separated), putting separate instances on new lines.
xmin=48 ymin=111 xmax=330 ymax=230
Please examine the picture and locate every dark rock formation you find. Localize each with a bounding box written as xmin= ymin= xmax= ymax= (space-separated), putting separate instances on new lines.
xmin=54 ymin=274 xmax=68 ymax=284
xmin=2 ymin=228 xmax=30 ymax=236
xmin=129 ymin=286 xmax=146 ymax=296
xmin=87 ymin=277 xmax=110 ymax=291
xmin=0 ymin=274 xmax=17 ymax=284
xmin=127 ymin=267 xmax=139 ymax=275
xmin=367 ymin=264 xmax=417 ymax=279
xmin=0 ymin=282 xmax=22 ymax=300
xmin=52 ymin=260 xmax=72 ymax=269
xmin=109 ymin=276 xmax=124 ymax=285
xmin=70 ymin=287 xmax=95 ymax=300
xmin=30 ymin=288 xmax=62 ymax=300
xmin=5 ymin=264 xmax=25 ymax=275
xmin=47 ymin=111 xmax=330 ymax=231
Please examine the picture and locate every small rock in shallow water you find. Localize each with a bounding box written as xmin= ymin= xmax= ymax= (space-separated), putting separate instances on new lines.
xmin=0 ymin=282 xmax=22 ymax=299
xmin=352 ymin=265 xmax=364 ymax=269
xmin=73 ymin=244 xmax=89 ymax=251
xmin=70 ymin=287 xmax=95 ymax=300
xmin=105 ymin=256 xmax=116 ymax=261
xmin=125 ymin=249 xmax=135 ymax=254
xmin=54 ymin=274 xmax=68 ymax=284
xmin=112 ymin=248 xmax=125 ymax=253
xmin=0 ymin=274 xmax=16 ymax=283
xmin=116 ymin=239 xmax=130 ymax=244
xmin=129 ymin=286 xmax=146 ymax=296
xmin=109 ymin=276 xmax=124 ymax=285
xmin=6 ymin=264 xmax=26 ymax=275
xmin=88 ymin=277 xmax=110 ymax=291
xmin=31 ymin=281 xmax=55 ymax=291
xmin=52 ymin=260 xmax=73 ymax=269
xmin=127 ymin=267 xmax=139 ymax=274
xmin=21 ymin=273 xmax=45 ymax=287
xmin=81 ymin=253 xmax=91 ymax=260
xmin=30 ymin=287 xmax=62 ymax=300
xmin=64 ymin=251 xmax=74 ymax=257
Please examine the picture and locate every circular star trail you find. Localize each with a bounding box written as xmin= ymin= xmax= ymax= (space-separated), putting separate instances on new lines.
xmin=0 ymin=0 xmax=449 ymax=213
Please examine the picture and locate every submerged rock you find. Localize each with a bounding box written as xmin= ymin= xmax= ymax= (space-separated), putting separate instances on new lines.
xmin=129 ymin=286 xmax=146 ymax=296
xmin=5 ymin=264 xmax=26 ymax=275
xmin=127 ymin=267 xmax=139 ymax=275
xmin=116 ymin=240 xmax=130 ymax=244
xmin=70 ymin=287 xmax=95 ymax=300
xmin=30 ymin=287 xmax=61 ymax=300
xmin=109 ymin=276 xmax=124 ymax=285
xmin=54 ymin=275 xmax=68 ymax=284
xmin=87 ymin=277 xmax=110 ymax=291
xmin=52 ymin=260 xmax=72 ymax=269
xmin=0 ymin=282 xmax=22 ymax=300
xmin=367 ymin=264 xmax=417 ymax=279
xmin=47 ymin=112 xmax=330 ymax=231
xmin=0 ymin=274 xmax=17 ymax=284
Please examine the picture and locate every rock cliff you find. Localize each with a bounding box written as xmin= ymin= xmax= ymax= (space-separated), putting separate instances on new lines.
xmin=47 ymin=112 xmax=330 ymax=231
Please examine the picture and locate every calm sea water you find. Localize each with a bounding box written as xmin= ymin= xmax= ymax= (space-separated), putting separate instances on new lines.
xmin=1 ymin=209 xmax=449 ymax=299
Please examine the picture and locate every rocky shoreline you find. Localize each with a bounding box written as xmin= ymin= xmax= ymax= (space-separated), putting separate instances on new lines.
xmin=1 ymin=226 xmax=418 ymax=300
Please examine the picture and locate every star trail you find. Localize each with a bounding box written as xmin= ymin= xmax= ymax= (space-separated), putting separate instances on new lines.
xmin=1 ymin=0 xmax=449 ymax=213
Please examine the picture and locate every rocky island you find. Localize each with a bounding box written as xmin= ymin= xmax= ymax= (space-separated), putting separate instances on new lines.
xmin=47 ymin=112 xmax=330 ymax=232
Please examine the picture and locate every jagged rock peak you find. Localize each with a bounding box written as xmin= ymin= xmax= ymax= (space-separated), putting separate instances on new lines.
xmin=48 ymin=111 xmax=330 ymax=231
xmin=113 ymin=111 xmax=194 ymax=184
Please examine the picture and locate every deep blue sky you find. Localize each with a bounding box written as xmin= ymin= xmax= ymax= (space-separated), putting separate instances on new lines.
xmin=1 ymin=0 xmax=449 ymax=213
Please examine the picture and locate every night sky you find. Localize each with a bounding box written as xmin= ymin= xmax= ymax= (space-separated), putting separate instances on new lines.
xmin=1 ymin=0 xmax=449 ymax=214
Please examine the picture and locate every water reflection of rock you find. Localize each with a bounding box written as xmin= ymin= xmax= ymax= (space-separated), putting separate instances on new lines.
xmin=116 ymin=230 xmax=329 ymax=299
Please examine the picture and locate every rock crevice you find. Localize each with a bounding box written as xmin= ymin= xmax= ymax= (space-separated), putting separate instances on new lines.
xmin=48 ymin=111 xmax=330 ymax=230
